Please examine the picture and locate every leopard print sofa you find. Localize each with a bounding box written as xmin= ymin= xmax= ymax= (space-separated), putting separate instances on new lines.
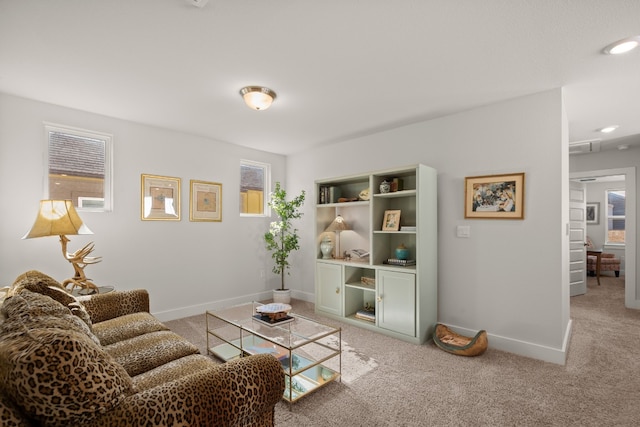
xmin=0 ymin=271 xmax=285 ymax=427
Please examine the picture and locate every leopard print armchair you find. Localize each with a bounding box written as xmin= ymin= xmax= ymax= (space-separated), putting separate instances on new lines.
xmin=0 ymin=271 xmax=285 ymax=427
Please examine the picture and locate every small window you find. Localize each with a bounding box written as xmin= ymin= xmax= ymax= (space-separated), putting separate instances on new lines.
xmin=606 ymin=190 xmax=625 ymax=244
xmin=45 ymin=123 xmax=113 ymax=211
xmin=240 ymin=160 xmax=270 ymax=216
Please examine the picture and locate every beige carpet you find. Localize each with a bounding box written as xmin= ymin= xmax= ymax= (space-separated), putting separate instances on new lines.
xmin=165 ymin=275 xmax=640 ymax=426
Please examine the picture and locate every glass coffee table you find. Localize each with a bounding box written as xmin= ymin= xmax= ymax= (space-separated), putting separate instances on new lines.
xmin=206 ymin=302 xmax=341 ymax=403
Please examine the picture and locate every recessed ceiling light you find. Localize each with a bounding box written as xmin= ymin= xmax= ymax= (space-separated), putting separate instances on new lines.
xmin=603 ymin=36 xmax=640 ymax=55
xmin=618 ymin=144 xmax=630 ymax=151
xmin=599 ymin=125 xmax=619 ymax=133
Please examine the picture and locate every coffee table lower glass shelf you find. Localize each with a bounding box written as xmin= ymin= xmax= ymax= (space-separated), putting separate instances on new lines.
xmin=206 ymin=302 xmax=341 ymax=404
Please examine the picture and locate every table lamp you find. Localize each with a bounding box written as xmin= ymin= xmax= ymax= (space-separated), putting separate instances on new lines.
xmin=23 ymin=200 xmax=102 ymax=294
xmin=325 ymin=215 xmax=349 ymax=259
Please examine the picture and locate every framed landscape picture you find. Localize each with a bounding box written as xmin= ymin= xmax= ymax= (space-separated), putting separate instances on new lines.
xmin=190 ymin=180 xmax=222 ymax=222
xmin=464 ymin=172 xmax=525 ymax=219
xmin=141 ymin=174 xmax=181 ymax=221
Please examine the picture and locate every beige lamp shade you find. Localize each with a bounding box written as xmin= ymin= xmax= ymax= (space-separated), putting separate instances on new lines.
xmin=23 ymin=200 xmax=93 ymax=239
xmin=325 ymin=215 xmax=349 ymax=233
xmin=324 ymin=215 xmax=349 ymax=259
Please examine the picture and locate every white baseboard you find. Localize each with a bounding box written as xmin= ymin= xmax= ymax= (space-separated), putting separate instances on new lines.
xmin=152 ymin=290 xmax=273 ymax=322
xmin=442 ymin=320 xmax=572 ymax=365
xmin=152 ymin=289 xmax=316 ymax=322
xmin=291 ymin=289 xmax=315 ymax=302
xmin=154 ymin=291 xmax=573 ymax=366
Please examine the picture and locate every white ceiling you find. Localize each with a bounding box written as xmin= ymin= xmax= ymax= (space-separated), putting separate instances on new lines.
xmin=1 ymin=1 xmax=639 ymax=156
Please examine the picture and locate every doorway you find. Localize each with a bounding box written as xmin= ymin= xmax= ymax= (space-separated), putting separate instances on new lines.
xmin=569 ymin=167 xmax=637 ymax=309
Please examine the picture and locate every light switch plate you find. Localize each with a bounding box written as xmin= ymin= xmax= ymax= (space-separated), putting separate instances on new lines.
xmin=457 ymin=225 xmax=470 ymax=238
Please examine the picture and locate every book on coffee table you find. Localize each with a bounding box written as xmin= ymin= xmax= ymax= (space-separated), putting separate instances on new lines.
xmin=252 ymin=314 xmax=295 ymax=327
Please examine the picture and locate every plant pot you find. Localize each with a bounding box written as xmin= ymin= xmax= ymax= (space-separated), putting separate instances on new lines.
xmin=272 ymin=289 xmax=291 ymax=304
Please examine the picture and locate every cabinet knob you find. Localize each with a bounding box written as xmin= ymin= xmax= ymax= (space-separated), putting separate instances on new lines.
xmin=376 ymin=296 xmax=382 ymax=302
xmin=335 ymin=287 xmax=340 ymax=294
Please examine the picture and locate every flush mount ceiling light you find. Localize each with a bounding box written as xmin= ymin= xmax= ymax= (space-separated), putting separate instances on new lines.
xmin=239 ymin=86 xmax=277 ymax=111
xmin=186 ymin=0 xmax=209 ymax=8
xmin=603 ymin=36 xmax=640 ymax=55
xmin=599 ymin=125 xmax=619 ymax=133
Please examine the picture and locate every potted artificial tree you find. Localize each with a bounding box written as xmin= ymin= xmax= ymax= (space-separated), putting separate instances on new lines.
xmin=264 ymin=182 xmax=306 ymax=304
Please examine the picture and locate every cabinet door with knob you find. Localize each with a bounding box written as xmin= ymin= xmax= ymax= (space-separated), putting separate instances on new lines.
xmin=377 ymin=269 xmax=416 ymax=336
xmin=316 ymin=262 xmax=343 ymax=316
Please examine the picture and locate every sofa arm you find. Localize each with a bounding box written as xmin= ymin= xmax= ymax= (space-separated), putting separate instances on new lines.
xmin=86 ymin=354 xmax=285 ymax=427
xmin=78 ymin=290 xmax=150 ymax=324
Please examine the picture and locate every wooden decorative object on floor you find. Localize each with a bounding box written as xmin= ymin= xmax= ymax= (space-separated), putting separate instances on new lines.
xmin=433 ymin=323 xmax=488 ymax=357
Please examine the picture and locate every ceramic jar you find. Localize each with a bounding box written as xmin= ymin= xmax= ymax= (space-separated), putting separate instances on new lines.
xmin=320 ymin=235 xmax=334 ymax=259
xmin=395 ymin=243 xmax=409 ymax=260
xmin=380 ymin=180 xmax=391 ymax=194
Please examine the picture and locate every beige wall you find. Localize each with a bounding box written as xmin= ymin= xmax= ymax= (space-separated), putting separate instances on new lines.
xmin=0 ymin=93 xmax=286 ymax=318
xmin=0 ymin=89 xmax=575 ymax=364
xmin=288 ymin=89 xmax=571 ymax=363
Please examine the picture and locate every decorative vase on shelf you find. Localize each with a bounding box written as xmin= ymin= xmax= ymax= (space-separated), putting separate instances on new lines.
xmin=395 ymin=243 xmax=409 ymax=260
xmin=380 ymin=180 xmax=391 ymax=194
xmin=320 ymin=235 xmax=334 ymax=259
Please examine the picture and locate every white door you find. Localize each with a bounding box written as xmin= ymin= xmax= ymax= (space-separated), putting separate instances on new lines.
xmin=569 ymin=181 xmax=587 ymax=296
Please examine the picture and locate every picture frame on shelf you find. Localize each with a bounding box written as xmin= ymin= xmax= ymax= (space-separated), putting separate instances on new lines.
xmin=464 ymin=172 xmax=525 ymax=219
xmin=586 ymin=202 xmax=599 ymax=225
xmin=382 ymin=209 xmax=401 ymax=231
xmin=189 ymin=180 xmax=222 ymax=222
xmin=141 ymin=174 xmax=181 ymax=221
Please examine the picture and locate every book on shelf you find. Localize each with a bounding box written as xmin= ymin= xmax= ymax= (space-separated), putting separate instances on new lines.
xmin=400 ymin=225 xmax=416 ymax=231
xmin=329 ymin=186 xmax=342 ymax=203
xmin=319 ymin=186 xmax=329 ymax=204
xmin=356 ymin=309 xmax=376 ymax=322
xmin=385 ymin=258 xmax=416 ymax=266
xmin=355 ymin=302 xmax=375 ymax=322
xmin=355 ymin=309 xmax=375 ymax=322
xmin=318 ymin=185 xmax=342 ymax=204
xmin=350 ymin=248 xmax=369 ymax=259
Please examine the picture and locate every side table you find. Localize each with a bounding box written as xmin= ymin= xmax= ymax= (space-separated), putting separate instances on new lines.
xmin=71 ymin=285 xmax=115 ymax=296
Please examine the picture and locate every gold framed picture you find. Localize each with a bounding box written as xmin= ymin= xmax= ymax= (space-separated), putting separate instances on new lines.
xmin=190 ymin=180 xmax=222 ymax=222
xmin=382 ymin=209 xmax=401 ymax=231
xmin=141 ymin=174 xmax=181 ymax=221
xmin=464 ymin=172 xmax=525 ymax=219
